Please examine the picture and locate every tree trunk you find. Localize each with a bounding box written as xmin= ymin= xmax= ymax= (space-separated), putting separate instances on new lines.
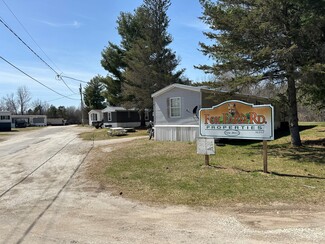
xmin=287 ymin=76 xmax=302 ymax=146
xmin=139 ymin=109 xmax=146 ymax=127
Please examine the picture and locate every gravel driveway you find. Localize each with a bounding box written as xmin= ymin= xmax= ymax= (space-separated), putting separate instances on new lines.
xmin=0 ymin=126 xmax=324 ymax=244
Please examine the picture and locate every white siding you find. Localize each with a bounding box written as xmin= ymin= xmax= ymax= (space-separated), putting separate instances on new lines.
xmin=88 ymin=110 xmax=103 ymax=126
xmin=153 ymin=87 xmax=201 ymax=126
xmin=155 ymin=125 xmax=199 ymax=142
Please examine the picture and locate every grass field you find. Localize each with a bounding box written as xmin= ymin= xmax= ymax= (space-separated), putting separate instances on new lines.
xmin=79 ymin=127 xmax=148 ymax=140
xmin=87 ymin=123 xmax=325 ymax=207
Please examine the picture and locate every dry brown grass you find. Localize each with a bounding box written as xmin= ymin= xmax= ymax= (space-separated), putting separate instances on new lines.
xmin=79 ymin=128 xmax=148 ymax=140
xmin=85 ymin=123 xmax=325 ymax=207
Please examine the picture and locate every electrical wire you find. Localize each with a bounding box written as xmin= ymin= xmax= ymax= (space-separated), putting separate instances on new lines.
xmin=45 ymin=94 xmax=78 ymax=103
xmin=1 ymin=1 xmax=89 ymax=87
xmin=0 ymin=55 xmax=79 ymax=100
xmin=1 ymin=1 xmax=89 ymax=89
xmin=1 ymin=0 xmax=63 ymax=74
xmin=0 ymin=16 xmax=76 ymax=94
xmin=60 ymin=75 xmax=88 ymax=84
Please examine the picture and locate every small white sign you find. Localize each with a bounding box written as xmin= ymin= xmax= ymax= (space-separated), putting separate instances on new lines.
xmin=197 ymin=138 xmax=215 ymax=155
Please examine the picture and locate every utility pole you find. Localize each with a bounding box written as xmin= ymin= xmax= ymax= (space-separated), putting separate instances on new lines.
xmin=79 ymin=83 xmax=84 ymax=126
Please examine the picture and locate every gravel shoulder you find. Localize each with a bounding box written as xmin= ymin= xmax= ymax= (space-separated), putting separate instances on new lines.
xmin=0 ymin=126 xmax=324 ymax=243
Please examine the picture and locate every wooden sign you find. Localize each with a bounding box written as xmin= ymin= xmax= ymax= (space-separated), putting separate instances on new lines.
xmin=199 ymin=100 xmax=274 ymax=140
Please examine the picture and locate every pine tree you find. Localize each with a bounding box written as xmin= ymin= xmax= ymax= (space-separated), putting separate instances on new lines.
xmin=101 ymin=43 xmax=126 ymax=106
xmin=100 ymin=0 xmax=184 ymax=125
xmin=122 ymin=0 xmax=184 ymax=111
xmin=198 ymin=0 xmax=325 ymax=146
xmin=83 ymin=75 xmax=106 ymax=110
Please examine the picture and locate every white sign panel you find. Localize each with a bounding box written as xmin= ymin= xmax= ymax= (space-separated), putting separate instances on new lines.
xmin=197 ymin=138 xmax=215 ymax=155
xmin=199 ymin=100 xmax=274 ymax=140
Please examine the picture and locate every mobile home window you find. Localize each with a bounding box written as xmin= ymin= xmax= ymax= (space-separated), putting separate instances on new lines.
xmin=1 ymin=115 xmax=10 ymax=120
xmin=91 ymin=113 xmax=97 ymax=121
xmin=103 ymin=112 xmax=111 ymax=122
xmin=169 ymin=97 xmax=181 ymax=118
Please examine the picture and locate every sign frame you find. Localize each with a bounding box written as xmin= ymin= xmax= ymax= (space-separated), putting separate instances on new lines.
xmin=199 ymin=100 xmax=274 ymax=141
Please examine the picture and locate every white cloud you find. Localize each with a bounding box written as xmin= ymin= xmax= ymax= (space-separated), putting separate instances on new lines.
xmin=183 ymin=20 xmax=210 ymax=31
xmin=39 ymin=20 xmax=81 ymax=29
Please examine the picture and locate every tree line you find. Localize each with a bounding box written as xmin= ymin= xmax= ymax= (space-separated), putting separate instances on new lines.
xmin=0 ymin=85 xmax=82 ymax=124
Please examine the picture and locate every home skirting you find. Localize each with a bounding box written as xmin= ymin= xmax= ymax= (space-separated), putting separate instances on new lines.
xmin=154 ymin=125 xmax=199 ymax=142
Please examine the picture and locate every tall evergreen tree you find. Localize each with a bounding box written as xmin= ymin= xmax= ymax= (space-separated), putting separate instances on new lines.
xmin=100 ymin=10 xmax=147 ymax=106
xmin=123 ymin=0 xmax=184 ymax=111
xmin=100 ymin=0 xmax=184 ymax=119
xmin=198 ymin=0 xmax=325 ymax=146
xmin=101 ymin=43 xmax=126 ymax=106
xmin=83 ymin=75 xmax=106 ymax=110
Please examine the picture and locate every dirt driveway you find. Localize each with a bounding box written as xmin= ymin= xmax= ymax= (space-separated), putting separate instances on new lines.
xmin=0 ymin=126 xmax=324 ymax=243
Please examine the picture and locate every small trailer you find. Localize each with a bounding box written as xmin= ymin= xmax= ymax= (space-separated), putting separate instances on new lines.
xmin=47 ymin=118 xmax=66 ymax=126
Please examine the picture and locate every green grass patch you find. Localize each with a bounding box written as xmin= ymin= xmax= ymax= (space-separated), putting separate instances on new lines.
xmin=89 ymin=123 xmax=325 ymax=207
xmin=80 ymin=128 xmax=148 ymax=140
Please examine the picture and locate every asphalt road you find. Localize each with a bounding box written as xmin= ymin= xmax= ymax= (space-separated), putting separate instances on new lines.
xmin=0 ymin=126 xmax=324 ymax=244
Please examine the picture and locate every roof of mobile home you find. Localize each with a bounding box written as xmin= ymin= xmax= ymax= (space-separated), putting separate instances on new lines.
xmin=151 ymin=83 xmax=206 ymax=98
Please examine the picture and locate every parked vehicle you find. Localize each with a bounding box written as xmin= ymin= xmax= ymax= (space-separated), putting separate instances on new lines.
xmin=15 ymin=119 xmax=27 ymax=128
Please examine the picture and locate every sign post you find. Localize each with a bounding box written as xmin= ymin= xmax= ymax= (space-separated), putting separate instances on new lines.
xmin=263 ymin=140 xmax=268 ymax=173
xmin=199 ymin=100 xmax=274 ymax=172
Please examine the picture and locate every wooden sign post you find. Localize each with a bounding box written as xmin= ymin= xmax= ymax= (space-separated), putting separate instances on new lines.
xmin=205 ymin=155 xmax=210 ymax=166
xmin=263 ymin=140 xmax=268 ymax=173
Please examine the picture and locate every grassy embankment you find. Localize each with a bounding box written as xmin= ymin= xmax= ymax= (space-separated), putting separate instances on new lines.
xmin=86 ymin=122 xmax=325 ymax=207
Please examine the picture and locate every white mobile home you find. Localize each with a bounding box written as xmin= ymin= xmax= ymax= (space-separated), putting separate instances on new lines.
xmin=88 ymin=109 xmax=103 ymax=126
xmin=11 ymin=115 xmax=47 ymax=127
xmin=152 ymin=84 xmax=287 ymax=142
xmin=88 ymin=106 xmax=152 ymax=128
xmin=151 ymin=84 xmax=202 ymax=142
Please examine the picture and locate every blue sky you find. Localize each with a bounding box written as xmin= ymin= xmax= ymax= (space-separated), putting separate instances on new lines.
xmin=0 ymin=0 xmax=213 ymax=108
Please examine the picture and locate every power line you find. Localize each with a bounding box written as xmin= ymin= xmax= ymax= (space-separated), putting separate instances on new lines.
xmin=45 ymin=94 xmax=78 ymax=103
xmin=60 ymin=75 xmax=88 ymax=84
xmin=1 ymin=2 xmax=89 ymax=90
xmin=1 ymin=0 xmax=63 ymax=73
xmin=0 ymin=15 xmax=76 ymax=94
xmin=0 ymin=55 xmax=79 ymax=101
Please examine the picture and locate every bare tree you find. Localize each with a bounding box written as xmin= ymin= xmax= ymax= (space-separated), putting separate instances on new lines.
xmin=2 ymin=93 xmax=18 ymax=114
xmin=31 ymin=99 xmax=49 ymax=115
xmin=0 ymin=98 xmax=6 ymax=111
xmin=17 ymin=86 xmax=32 ymax=115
